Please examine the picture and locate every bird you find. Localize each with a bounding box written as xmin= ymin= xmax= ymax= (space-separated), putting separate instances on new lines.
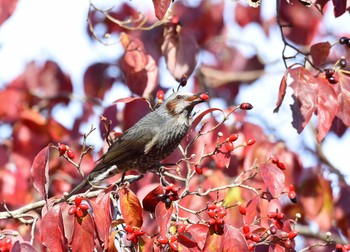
xmin=63 ymin=90 xmax=208 ymax=200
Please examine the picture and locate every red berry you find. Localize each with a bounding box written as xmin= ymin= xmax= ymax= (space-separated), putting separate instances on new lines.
xmin=177 ymin=224 xmax=186 ymax=233
xmin=270 ymin=225 xmax=277 ymax=235
xmin=288 ymin=190 xmax=297 ymax=203
xmin=248 ymin=242 xmax=256 ymax=251
xmin=134 ymin=229 xmax=145 ymax=236
xmin=124 ymin=225 xmax=134 ymax=233
xmin=267 ymin=212 xmax=277 ymax=219
xmin=246 ymin=139 xmax=256 ymax=146
xmin=209 ymin=219 xmax=217 ymax=226
xmin=157 ymin=236 xmax=168 ymax=245
xmin=79 ymin=203 xmax=89 ymax=211
xmin=58 ymin=143 xmax=67 ymax=156
xmin=207 ymin=209 xmax=217 ymax=218
xmin=171 ymin=16 xmax=180 ymax=25
xmin=336 ymin=243 xmax=344 ymax=252
xmin=126 ymin=233 xmax=136 ymax=242
xmin=76 ymin=208 xmax=84 ymax=218
xmin=179 ymin=75 xmax=187 ymax=87
xmin=199 ymin=93 xmax=209 ymax=101
xmin=288 ymin=230 xmax=298 ymax=240
xmin=217 ymin=209 xmax=227 ymax=218
xmin=239 ymin=204 xmax=247 ymax=215
xmin=169 ymin=236 xmax=177 ymax=243
xmin=251 ymin=233 xmax=260 ymax=242
xmin=277 ymin=161 xmax=286 ymax=170
xmin=157 ymin=90 xmax=164 ymax=101
xmin=343 ymin=244 xmax=350 ymax=250
xmin=74 ymin=196 xmax=83 ymax=206
xmin=325 ymin=68 xmax=335 ymax=78
xmin=275 ymin=219 xmax=284 ymax=229
xmin=340 ymin=57 xmax=347 ymax=68
xmin=339 ymin=36 xmax=348 ymax=45
xmin=67 ymin=149 xmax=75 ymax=159
xmin=228 ymin=133 xmax=239 ymax=142
xmin=216 ymin=218 xmax=224 ymax=225
xmin=243 ymin=224 xmax=250 ymax=234
xmin=271 ymin=156 xmax=279 ymax=164
xmin=328 ymin=75 xmax=338 ymax=84
xmin=289 ymin=184 xmax=295 ymax=191
xmin=225 ymin=142 xmax=234 ymax=152
xmin=68 ymin=206 xmax=77 ymax=215
xmin=208 ymin=203 xmax=217 ymax=210
xmin=240 ymin=102 xmax=253 ymax=110
xmin=195 ymin=165 xmax=203 ymax=175
xmin=284 ymin=239 xmax=293 ymax=249
xmin=169 ymin=240 xmax=179 ymax=251
xmin=277 ymin=212 xmax=285 ymax=220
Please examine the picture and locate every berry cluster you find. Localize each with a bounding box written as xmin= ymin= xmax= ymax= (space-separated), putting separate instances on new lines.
xmin=242 ymin=224 xmax=260 ymax=251
xmin=271 ymin=156 xmax=286 ymax=170
xmin=325 ymin=68 xmax=338 ymax=84
xmin=157 ymin=235 xmax=179 ymax=251
xmin=267 ymin=210 xmax=285 ymax=229
xmin=288 ymin=184 xmax=298 ymax=204
xmin=68 ymin=196 xmax=89 ymax=218
xmin=0 ymin=238 xmax=13 ymax=252
xmin=158 ymin=184 xmax=180 ymax=209
xmin=339 ymin=36 xmax=350 ymax=48
xmin=335 ymin=243 xmax=350 ymax=252
xmin=124 ymin=225 xmax=145 ymax=244
xmin=207 ymin=203 xmax=227 ymax=234
xmin=57 ymin=143 xmax=75 ymax=159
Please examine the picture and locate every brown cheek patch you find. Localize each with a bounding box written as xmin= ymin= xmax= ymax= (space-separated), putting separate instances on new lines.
xmin=166 ymin=100 xmax=178 ymax=116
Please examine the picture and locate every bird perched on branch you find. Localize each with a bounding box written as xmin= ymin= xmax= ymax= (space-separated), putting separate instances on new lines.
xmin=64 ymin=90 xmax=208 ymax=199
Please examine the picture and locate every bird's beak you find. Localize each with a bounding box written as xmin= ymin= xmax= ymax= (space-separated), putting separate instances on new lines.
xmin=186 ymin=92 xmax=209 ymax=104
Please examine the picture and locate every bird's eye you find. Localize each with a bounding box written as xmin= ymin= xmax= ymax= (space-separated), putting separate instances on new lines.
xmin=176 ymin=95 xmax=183 ymax=100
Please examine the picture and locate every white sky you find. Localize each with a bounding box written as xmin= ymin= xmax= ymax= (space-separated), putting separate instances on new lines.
xmin=1 ymin=0 xmax=350 ymax=182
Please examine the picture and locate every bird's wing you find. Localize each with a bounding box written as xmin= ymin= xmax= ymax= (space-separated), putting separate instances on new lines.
xmin=93 ymin=126 xmax=158 ymax=172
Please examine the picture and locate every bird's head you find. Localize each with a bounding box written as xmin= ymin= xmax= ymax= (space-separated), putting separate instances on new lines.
xmin=160 ymin=90 xmax=209 ymax=118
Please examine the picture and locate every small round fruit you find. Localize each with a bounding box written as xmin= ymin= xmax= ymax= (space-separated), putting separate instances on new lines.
xmin=246 ymin=139 xmax=256 ymax=146
xmin=79 ymin=203 xmax=89 ymax=211
xmin=199 ymin=93 xmax=209 ymax=101
xmin=74 ymin=196 xmax=83 ymax=206
xmin=67 ymin=149 xmax=75 ymax=159
xmin=157 ymin=236 xmax=168 ymax=245
xmin=243 ymin=224 xmax=250 ymax=234
xmin=157 ymin=90 xmax=165 ymax=101
xmin=288 ymin=230 xmax=298 ymax=240
xmin=225 ymin=142 xmax=234 ymax=152
xmin=325 ymin=68 xmax=335 ymax=78
xmin=240 ymin=102 xmax=253 ymax=110
xmin=251 ymin=233 xmax=260 ymax=242
xmin=124 ymin=225 xmax=134 ymax=233
xmin=267 ymin=212 xmax=277 ymax=219
xmin=228 ymin=133 xmax=239 ymax=142
xmin=68 ymin=206 xmax=77 ymax=215
xmin=239 ymin=204 xmax=247 ymax=215
xmin=270 ymin=225 xmax=277 ymax=235
xmin=340 ymin=57 xmax=347 ymax=68
xmin=339 ymin=36 xmax=348 ymax=45
xmin=195 ymin=165 xmax=203 ymax=175
xmin=328 ymin=76 xmax=338 ymax=84
xmin=288 ymin=190 xmax=298 ymax=204
xmin=58 ymin=143 xmax=67 ymax=156
xmin=179 ymin=75 xmax=187 ymax=87
xmin=277 ymin=161 xmax=286 ymax=170
xmin=277 ymin=212 xmax=285 ymax=219
xmin=207 ymin=209 xmax=217 ymax=218
xmin=271 ymin=156 xmax=279 ymax=164
xmin=207 ymin=203 xmax=217 ymax=210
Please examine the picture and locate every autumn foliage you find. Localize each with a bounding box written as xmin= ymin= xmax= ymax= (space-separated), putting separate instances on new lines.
xmin=1 ymin=0 xmax=350 ymax=252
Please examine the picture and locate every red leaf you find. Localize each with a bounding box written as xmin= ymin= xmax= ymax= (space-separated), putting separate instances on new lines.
xmin=316 ymin=77 xmax=338 ymax=141
xmin=289 ymin=67 xmax=318 ymax=133
xmin=186 ymin=224 xmax=209 ymax=251
xmin=118 ymin=187 xmax=143 ymax=228
xmin=336 ymin=73 xmax=350 ymax=128
xmin=274 ymin=70 xmax=288 ymax=113
xmin=203 ymin=230 xmax=223 ymax=251
xmin=71 ymin=214 xmax=95 ymax=251
xmin=222 ymin=225 xmax=249 ymax=252
xmin=30 ymin=145 xmax=51 ymax=200
xmin=212 ymin=144 xmax=232 ymax=169
xmin=332 ymin=0 xmax=348 ymax=17
xmin=84 ymin=63 xmax=114 ymax=100
xmin=142 ymin=185 xmax=163 ymax=212
xmin=91 ymin=194 xmax=112 ymax=249
xmin=152 ymin=0 xmax=171 ymax=20
xmin=155 ymin=202 xmax=173 ymax=237
xmin=261 ymin=164 xmax=285 ymax=198
xmin=310 ymin=42 xmax=331 ymax=68
xmin=41 ymin=204 xmax=68 ymax=252
xmin=120 ymin=33 xmax=158 ymax=98
xmin=0 ymin=0 xmax=18 ymax=26
xmin=161 ymin=25 xmax=198 ymax=80
xmin=235 ymin=3 xmax=261 ymax=27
